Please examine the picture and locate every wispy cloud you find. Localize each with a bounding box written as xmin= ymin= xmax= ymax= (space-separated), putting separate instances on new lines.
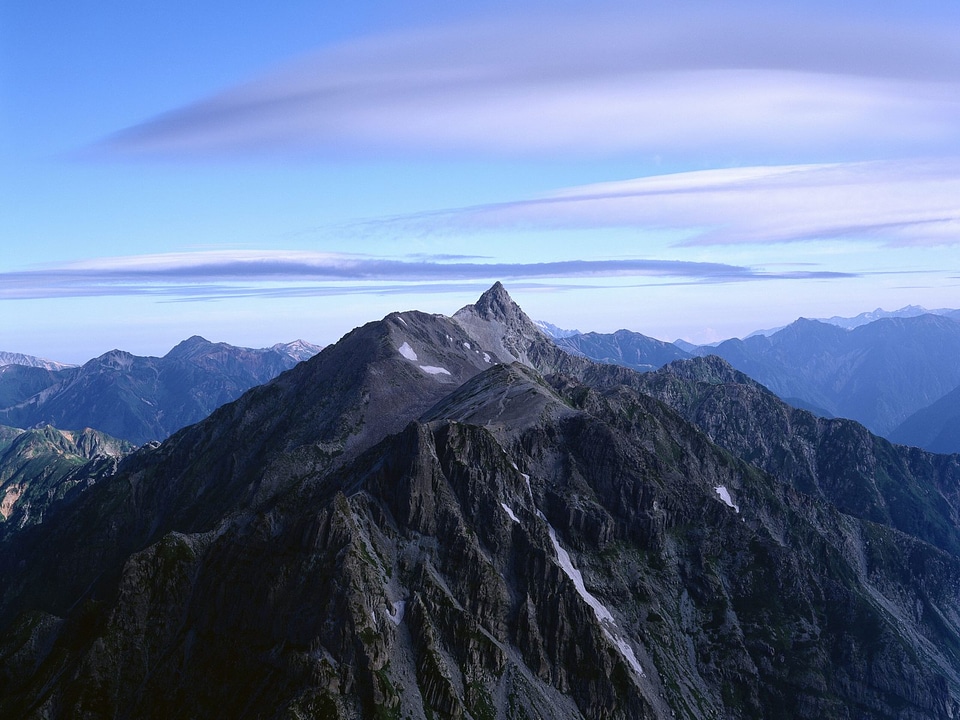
xmin=366 ymin=159 xmax=960 ymax=246
xmin=0 ymin=250 xmax=856 ymax=301
xmin=93 ymin=7 xmax=960 ymax=162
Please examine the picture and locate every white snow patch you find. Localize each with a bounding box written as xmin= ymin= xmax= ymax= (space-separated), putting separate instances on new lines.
xmin=521 ymin=472 xmax=532 ymax=497
xmin=483 ymin=352 xmax=492 ymax=363
xmin=397 ymin=316 xmax=407 ymax=326
xmin=420 ymin=365 xmax=451 ymax=375
xmin=714 ymin=485 xmax=740 ymax=513
xmin=388 ymin=600 xmax=406 ymax=626
xmin=526 ymin=472 xmax=645 ymax=682
xmin=463 ymin=341 xmax=472 ymax=350
xmin=501 ymin=502 xmax=520 ymax=523
xmin=398 ymin=342 xmax=418 ymax=361
xmin=545 ymin=520 xmax=614 ymax=623
xmin=607 ymin=631 xmax=645 ymax=677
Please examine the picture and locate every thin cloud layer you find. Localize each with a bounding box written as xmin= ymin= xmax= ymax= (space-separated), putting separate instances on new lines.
xmin=0 ymin=251 xmax=854 ymax=301
xmin=378 ymin=159 xmax=960 ymax=246
xmin=96 ymin=7 xmax=960 ymax=161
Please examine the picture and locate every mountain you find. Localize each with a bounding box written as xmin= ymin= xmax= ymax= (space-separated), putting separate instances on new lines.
xmin=1 ymin=284 xmax=959 ymax=718
xmin=0 ymin=352 xmax=74 ymax=371
xmin=743 ymin=305 xmax=960 ymax=337
xmin=0 ymin=336 xmax=321 ymax=445
xmin=690 ymin=314 xmax=960 ymax=436
xmin=0 ymin=424 xmax=134 ymax=534
xmin=820 ymin=305 xmax=959 ymax=330
xmin=890 ymin=383 xmax=960 ymax=455
xmin=553 ymin=329 xmax=691 ymax=372
xmin=534 ymin=320 xmax=582 ymax=339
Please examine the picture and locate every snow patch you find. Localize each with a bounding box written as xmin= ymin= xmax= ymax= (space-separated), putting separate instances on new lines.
xmin=544 ymin=520 xmax=614 ymax=623
xmin=714 ymin=485 xmax=740 ymax=513
xmin=420 ymin=365 xmax=451 ymax=375
xmin=501 ymin=502 xmax=520 ymax=523
xmin=463 ymin=341 xmax=472 ymax=350
xmin=398 ymin=342 xmax=418 ymax=361
xmin=483 ymin=352 xmax=492 ymax=363
xmin=388 ymin=600 xmax=406 ymax=626
xmin=397 ymin=316 xmax=407 ymax=326
xmin=605 ymin=630 xmax=645 ymax=678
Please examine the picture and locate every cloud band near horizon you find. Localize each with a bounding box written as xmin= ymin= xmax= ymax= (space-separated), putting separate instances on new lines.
xmin=0 ymin=252 xmax=856 ymax=301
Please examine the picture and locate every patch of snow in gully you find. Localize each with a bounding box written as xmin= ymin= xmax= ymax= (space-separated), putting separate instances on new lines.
xmin=398 ymin=342 xmax=418 ymax=361
xmin=714 ymin=485 xmax=740 ymax=512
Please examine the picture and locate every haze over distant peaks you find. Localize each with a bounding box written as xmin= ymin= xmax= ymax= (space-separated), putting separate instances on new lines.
xmin=746 ymin=305 xmax=960 ymax=337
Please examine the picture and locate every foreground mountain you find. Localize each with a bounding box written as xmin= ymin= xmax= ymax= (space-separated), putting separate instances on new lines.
xmin=1 ymin=284 xmax=959 ymax=718
xmin=0 ymin=336 xmax=321 ymax=445
xmin=690 ymin=314 xmax=960 ymax=436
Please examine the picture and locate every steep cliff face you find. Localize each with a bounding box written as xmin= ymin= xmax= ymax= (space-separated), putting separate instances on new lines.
xmin=1 ymin=286 xmax=959 ymax=719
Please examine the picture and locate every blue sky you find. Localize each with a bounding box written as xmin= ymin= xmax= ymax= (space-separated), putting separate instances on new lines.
xmin=3 ymin=1 xmax=960 ymax=363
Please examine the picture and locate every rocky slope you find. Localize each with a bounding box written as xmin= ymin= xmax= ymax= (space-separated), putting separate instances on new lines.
xmin=0 ymin=336 xmax=321 ymax=445
xmin=0 ymin=425 xmax=134 ymax=535
xmin=0 ymin=284 xmax=959 ymax=719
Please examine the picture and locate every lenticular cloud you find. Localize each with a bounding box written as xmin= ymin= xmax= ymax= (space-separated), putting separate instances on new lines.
xmin=97 ymin=7 xmax=960 ymax=163
xmin=397 ymin=159 xmax=960 ymax=247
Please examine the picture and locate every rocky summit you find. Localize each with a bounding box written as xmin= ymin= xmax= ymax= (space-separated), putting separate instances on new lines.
xmin=1 ymin=283 xmax=959 ymax=719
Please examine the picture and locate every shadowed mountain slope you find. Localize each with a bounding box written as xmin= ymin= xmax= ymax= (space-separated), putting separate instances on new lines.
xmin=890 ymin=382 xmax=960 ymax=455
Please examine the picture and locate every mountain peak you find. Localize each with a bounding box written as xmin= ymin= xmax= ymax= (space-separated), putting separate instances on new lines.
xmin=452 ymin=283 xmax=546 ymax=366
xmin=165 ymin=335 xmax=214 ymax=358
xmin=471 ymin=282 xmax=518 ymax=322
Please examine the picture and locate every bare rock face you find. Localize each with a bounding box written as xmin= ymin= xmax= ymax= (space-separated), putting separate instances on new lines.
xmin=1 ymin=285 xmax=960 ymax=719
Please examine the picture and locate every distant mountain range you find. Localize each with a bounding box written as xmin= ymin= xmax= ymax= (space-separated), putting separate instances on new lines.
xmin=1 ymin=284 xmax=959 ymax=718
xmin=890 ymin=384 xmax=960 ymax=455
xmin=0 ymin=336 xmax=321 ymax=445
xmin=552 ymin=328 xmax=690 ymax=372
xmin=0 ymin=351 xmax=74 ymax=371
xmin=537 ymin=310 xmax=960 ymax=453
xmin=745 ymin=304 xmax=960 ymax=336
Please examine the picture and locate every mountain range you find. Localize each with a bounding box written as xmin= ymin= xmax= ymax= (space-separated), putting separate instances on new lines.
xmin=543 ymin=313 xmax=960 ymax=453
xmin=0 ymin=336 xmax=321 ymax=445
xmin=1 ymin=283 xmax=959 ymax=718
